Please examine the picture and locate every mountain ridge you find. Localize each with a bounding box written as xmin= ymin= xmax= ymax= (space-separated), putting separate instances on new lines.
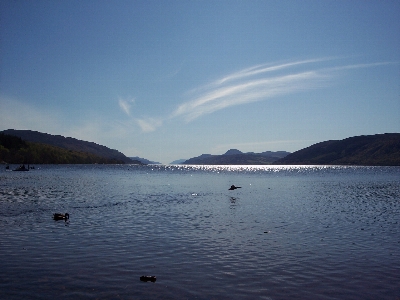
xmin=129 ymin=156 xmax=161 ymax=164
xmin=182 ymin=150 xmax=290 ymax=165
xmin=169 ymin=159 xmax=187 ymax=164
xmin=274 ymin=133 xmax=400 ymax=166
xmin=1 ymin=129 xmax=141 ymax=164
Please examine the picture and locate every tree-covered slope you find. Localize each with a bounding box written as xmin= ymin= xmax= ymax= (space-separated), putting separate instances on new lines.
xmin=0 ymin=133 xmax=129 ymax=164
xmin=183 ymin=150 xmax=290 ymax=165
xmin=1 ymin=129 xmax=140 ymax=164
xmin=275 ymin=133 xmax=400 ymax=166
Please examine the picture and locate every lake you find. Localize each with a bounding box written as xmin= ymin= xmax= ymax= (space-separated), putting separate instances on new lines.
xmin=0 ymin=165 xmax=399 ymax=299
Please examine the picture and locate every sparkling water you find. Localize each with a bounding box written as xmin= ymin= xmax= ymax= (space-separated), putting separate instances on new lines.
xmin=1 ymin=165 xmax=399 ymax=299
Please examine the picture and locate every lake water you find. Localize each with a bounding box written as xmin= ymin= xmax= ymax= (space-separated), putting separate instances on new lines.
xmin=0 ymin=165 xmax=399 ymax=299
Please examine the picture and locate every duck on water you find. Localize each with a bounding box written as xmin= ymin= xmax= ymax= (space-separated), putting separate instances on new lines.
xmin=53 ymin=213 xmax=69 ymax=221
xmin=140 ymin=275 xmax=156 ymax=282
xmin=229 ymin=185 xmax=241 ymax=190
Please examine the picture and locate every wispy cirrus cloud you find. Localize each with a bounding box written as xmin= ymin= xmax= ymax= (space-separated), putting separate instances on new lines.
xmin=118 ymin=97 xmax=164 ymax=132
xmin=215 ymin=58 xmax=332 ymax=85
xmin=128 ymin=58 xmax=397 ymax=132
xmin=174 ymin=71 xmax=324 ymax=121
xmin=170 ymin=58 xmax=398 ymax=123
xmin=136 ymin=117 xmax=162 ymax=132
xmin=171 ymin=60 xmax=332 ymax=122
xmin=118 ymin=97 xmax=163 ymax=133
xmin=119 ymin=97 xmax=135 ymax=116
xmin=0 ymin=96 xmax=136 ymax=148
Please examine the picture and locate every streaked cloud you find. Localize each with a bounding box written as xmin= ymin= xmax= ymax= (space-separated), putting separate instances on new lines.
xmin=0 ymin=96 xmax=140 ymax=150
xmin=170 ymin=58 xmax=397 ymax=123
xmin=118 ymin=97 xmax=135 ymax=116
xmin=136 ymin=118 xmax=163 ymax=132
xmin=215 ymin=58 xmax=331 ymax=85
xmin=171 ymin=61 xmax=330 ymax=122
xmin=323 ymin=61 xmax=398 ymax=72
xmin=131 ymin=58 xmax=397 ymax=132
xmin=119 ymin=97 xmax=164 ymax=133
xmin=118 ymin=97 xmax=163 ymax=133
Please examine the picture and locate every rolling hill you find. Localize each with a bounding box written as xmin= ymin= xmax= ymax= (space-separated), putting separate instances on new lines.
xmin=275 ymin=133 xmax=400 ymax=166
xmin=183 ymin=149 xmax=290 ymax=165
xmin=129 ymin=156 xmax=161 ymax=164
xmin=1 ymin=129 xmax=141 ymax=164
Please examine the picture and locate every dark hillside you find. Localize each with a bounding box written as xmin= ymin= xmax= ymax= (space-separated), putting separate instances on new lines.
xmin=275 ymin=133 xmax=400 ymax=166
xmin=129 ymin=156 xmax=161 ymax=164
xmin=1 ymin=129 xmax=139 ymax=164
xmin=0 ymin=133 xmax=126 ymax=164
xmin=183 ymin=151 xmax=290 ymax=165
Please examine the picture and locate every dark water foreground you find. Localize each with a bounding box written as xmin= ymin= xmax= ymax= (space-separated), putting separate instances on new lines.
xmin=0 ymin=165 xmax=399 ymax=299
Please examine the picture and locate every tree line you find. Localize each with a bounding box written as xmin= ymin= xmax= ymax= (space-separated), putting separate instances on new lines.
xmin=0 ymin=133 xmax=125 ymax=164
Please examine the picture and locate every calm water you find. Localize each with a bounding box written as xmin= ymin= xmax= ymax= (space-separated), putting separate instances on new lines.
xmin=0 ymin=165 xmax=399 ymax=299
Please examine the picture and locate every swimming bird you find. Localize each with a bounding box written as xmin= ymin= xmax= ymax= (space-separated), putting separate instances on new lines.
xmin=140 ymin=275 xmax=157 ymax=282
xmin=229 ymin=185 xmax=241 ymax=190
xmin=53 ymin=213 xmax=69 ymax=221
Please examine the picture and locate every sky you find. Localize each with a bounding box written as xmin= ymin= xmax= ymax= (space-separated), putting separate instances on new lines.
xmin=1 ymin=0 xmax=399 ymax=164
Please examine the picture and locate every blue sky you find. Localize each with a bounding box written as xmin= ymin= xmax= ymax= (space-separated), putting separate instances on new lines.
xmin=1 ymin=0 xmax=399 ymax=164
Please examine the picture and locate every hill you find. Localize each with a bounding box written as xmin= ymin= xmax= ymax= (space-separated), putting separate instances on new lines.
xmin=275 ymin=133 xmax=400 ymax=166
xmin=0 ymin=133 xmax=130 ymax=164
xmin=1 ymin=129 xmax=141 ymax=164
xmin=170 ymin=159 xmax=187 ymax=164
xmin=129 ymin=156 xmax=161 ymax=164
xmin=183 ymin=149 xmax=290 ymax=165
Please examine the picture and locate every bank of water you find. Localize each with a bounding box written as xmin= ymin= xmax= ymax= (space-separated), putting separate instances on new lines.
xmin=0 ymin=165 xmax=399 ymax=299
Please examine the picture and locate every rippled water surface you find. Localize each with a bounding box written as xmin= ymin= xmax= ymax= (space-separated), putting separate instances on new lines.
xmin=1 ymin=165 xmax=399 ymax=299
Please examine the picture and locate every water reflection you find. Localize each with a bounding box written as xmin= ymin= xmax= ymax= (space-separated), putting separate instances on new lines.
xmin=0 ymin=165 xmax=399 ymax=300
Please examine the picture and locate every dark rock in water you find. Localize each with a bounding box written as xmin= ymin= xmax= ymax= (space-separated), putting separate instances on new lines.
xmin=13 ymin=164 xmax=29 ymax=171
xmin=140 ymin=275 xmax=156 ymax=282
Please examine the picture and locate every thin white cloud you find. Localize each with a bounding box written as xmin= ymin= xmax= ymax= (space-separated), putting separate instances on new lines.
xmin=170 ymin=58 xmax=396 ymax=123
xmin=136 ymin=118 xmax=162 ymax=132
xmin=323 ymin=61 xmax=398 ymax=72
xmin=118 ymin=98 xmax=135 ymax=116
xmin=131 ymin=58 xmax=397 ymax=132
xmin=216 ymin=58 xmax=332 ymax=85
xmin=172 ymin=70 xmax=327 ymax=122
xmin=0 ymin=96 xmax=141 ymax=151
xmin=117 ymin=97 xmax=164 ymax=133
